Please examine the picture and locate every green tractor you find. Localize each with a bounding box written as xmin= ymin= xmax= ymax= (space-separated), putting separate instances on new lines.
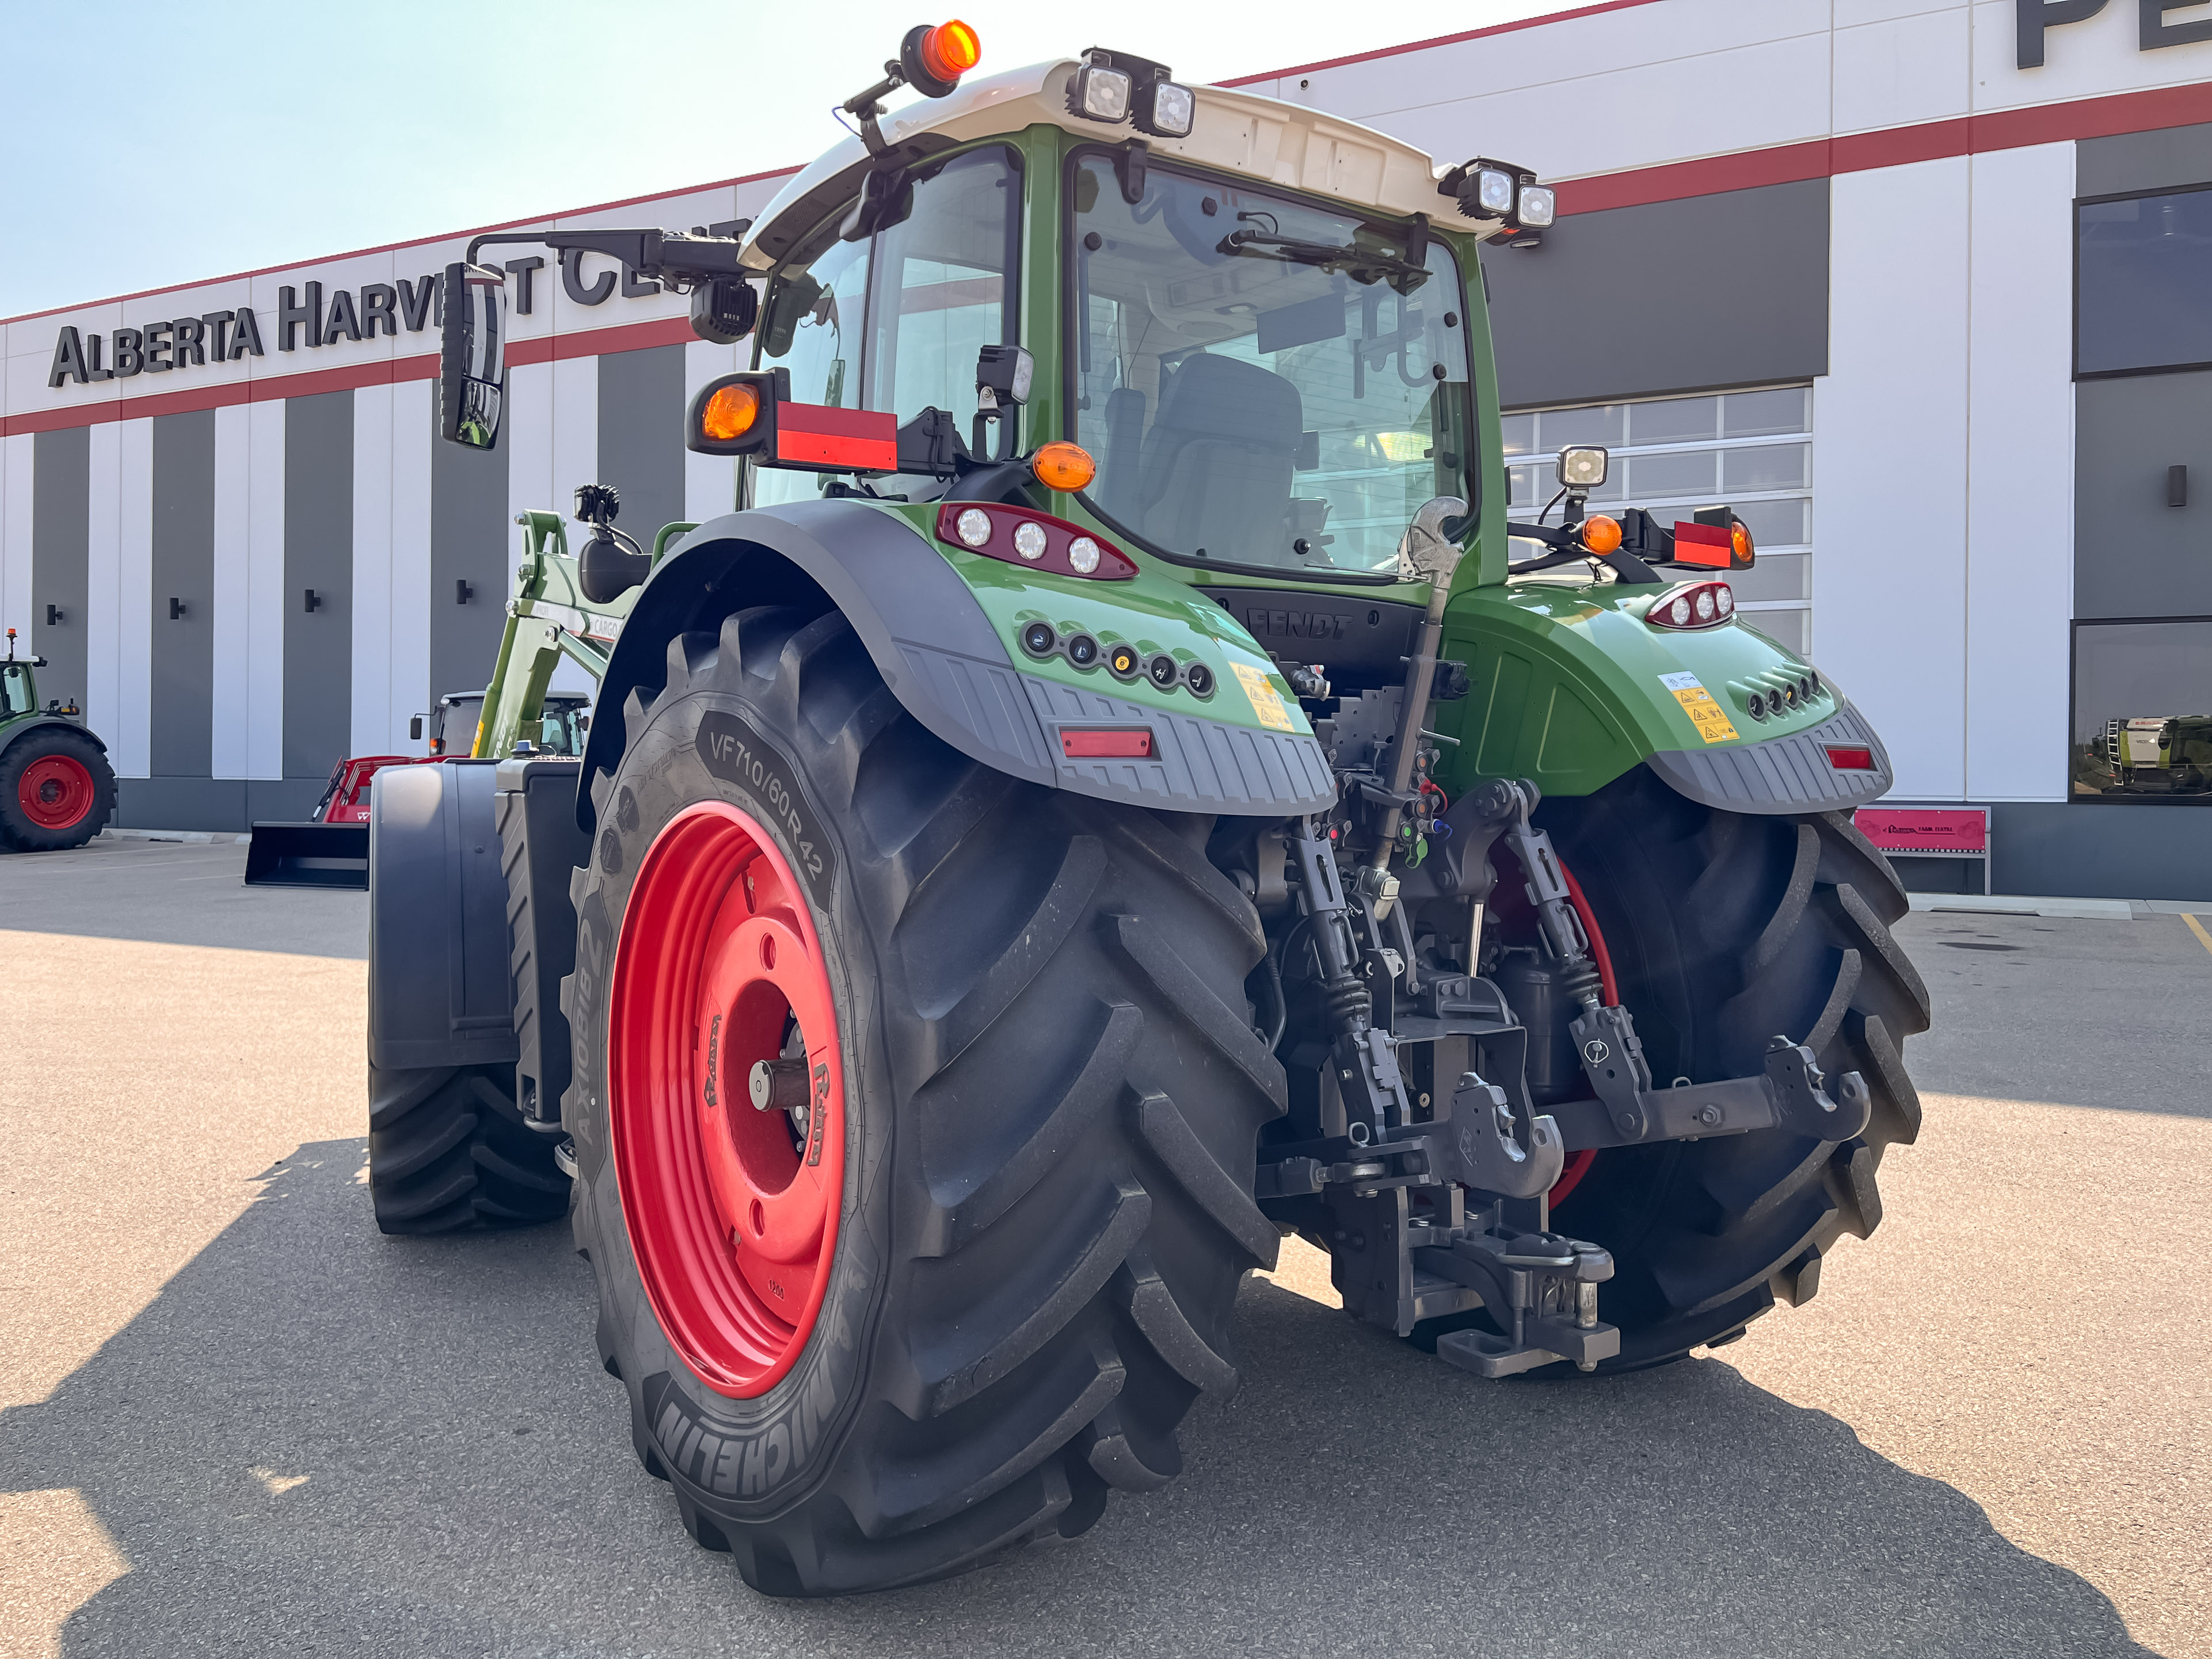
xmin=0 ymin=628 xmax=115 ymax=852
xmin=365 ymin=25 xmax=1928 ymax=1595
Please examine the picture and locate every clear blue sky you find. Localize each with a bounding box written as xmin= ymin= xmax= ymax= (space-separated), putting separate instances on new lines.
xmin=0 ymin=0 xmax=1566 ymax=318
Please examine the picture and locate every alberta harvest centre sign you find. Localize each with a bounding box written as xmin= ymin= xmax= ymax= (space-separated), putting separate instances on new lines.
xmin=43 ymin=246 xmax=692 ymax=389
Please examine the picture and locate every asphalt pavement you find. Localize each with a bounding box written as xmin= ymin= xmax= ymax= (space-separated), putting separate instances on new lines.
xmin=1 ymin=837 xmax=2206 ymax=1658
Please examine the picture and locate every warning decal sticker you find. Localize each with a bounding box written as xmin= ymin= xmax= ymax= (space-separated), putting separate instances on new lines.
xmin=1658 ymin=670 xmax=1739 ymax=745
xmin=1231 ymin=661 xmax=1297 ymax=732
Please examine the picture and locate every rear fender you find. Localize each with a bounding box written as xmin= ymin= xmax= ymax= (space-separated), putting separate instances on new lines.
xmin=367 ymin=759 xmax=518 ymax=1072
xmin=576 ymin=499 xmax=1335 ymax=830
xmin=1432 ymin=583 xmax=1894 ymax=815
xmin=576 ymin=499 xmax=1048 ymax=831
xmin=0 ymin=714 xmax=108 ymax=756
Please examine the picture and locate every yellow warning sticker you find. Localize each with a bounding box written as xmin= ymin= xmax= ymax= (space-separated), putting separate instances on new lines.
xmin=1232 ymin=661 xmax=1297 ymax=732
xmin=1659 ymin=670 xmax=1739 ymax=744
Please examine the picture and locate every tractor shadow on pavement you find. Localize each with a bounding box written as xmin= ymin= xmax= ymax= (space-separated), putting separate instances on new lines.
xmin=1 ymin=1142 xmax=2158 ymax=1659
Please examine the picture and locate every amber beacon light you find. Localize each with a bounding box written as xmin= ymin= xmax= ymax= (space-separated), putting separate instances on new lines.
xmin=917 ymin=20 xmax=981 ymax=83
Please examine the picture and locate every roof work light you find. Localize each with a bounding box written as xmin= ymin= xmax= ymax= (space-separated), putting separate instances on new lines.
xmin=1068 ymin=48 xmax=1197 ymax=138
xmin=1442 ymin=156 xmax=1555 ymax=234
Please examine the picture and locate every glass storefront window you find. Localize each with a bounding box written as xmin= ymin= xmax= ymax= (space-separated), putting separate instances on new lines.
xmin=2077 ymin=186 xmax=2212 ymax=379
xmin=1506 ymin=386 xmax=1814 ymax=652
xmin=2070 ymin=618 xmax=2212 ymax=803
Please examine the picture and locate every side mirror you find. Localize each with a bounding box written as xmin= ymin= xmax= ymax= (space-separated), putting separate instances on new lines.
xmin=438 ymin=262 xmax=508 ymax=450
xmin=409 ymin=714 xmax=424 ymax=740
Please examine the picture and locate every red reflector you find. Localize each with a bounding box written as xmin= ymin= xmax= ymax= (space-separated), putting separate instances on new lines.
xmin=775 ymin=402 xmax=898 ymax=472
xmin=1825 ymin=744 xmax=1875 ymax=771
xmin=1673 ymin=521 xmax=1733 ymax=568
xmin=1061 ymin=729 xmax=1153 ymax=759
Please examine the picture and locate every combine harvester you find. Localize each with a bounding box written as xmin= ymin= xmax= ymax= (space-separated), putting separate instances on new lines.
xmin=363 ymin=21 xmax=1930 ymax=1595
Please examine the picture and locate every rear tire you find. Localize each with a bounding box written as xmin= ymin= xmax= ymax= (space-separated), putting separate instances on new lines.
xmin=565 ymin=603 xmax=1284 ymax=1595
xmin=1532 ymin=764 xmax=1931 ymax=1368
xmin=367 ymin=1063 xmax=570 ymax=1235
xmin=0 ymin=726 xmax=115 ymax=851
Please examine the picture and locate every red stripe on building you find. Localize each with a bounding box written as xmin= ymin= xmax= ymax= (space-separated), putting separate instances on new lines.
xmin=1559 ymin=79 xmax=2212 ymax=215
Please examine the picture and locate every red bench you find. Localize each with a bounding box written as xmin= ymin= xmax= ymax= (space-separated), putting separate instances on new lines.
xmin=1852 ymin=806 xmax=1991 ymax=895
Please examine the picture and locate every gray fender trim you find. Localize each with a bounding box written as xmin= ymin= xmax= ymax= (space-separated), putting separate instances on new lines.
xmin=367 ymin=759 xmax=520 ymax=1072
xmin=1643 ymin=698 xmax=1894 ymax=816
xmin=576 ymin=499 xmax=1335 ymax=828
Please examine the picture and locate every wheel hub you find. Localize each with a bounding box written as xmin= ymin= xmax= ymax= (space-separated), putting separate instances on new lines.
xmin=609 ymin=801 xmax=846 ymax=1398
xmin=18 ymin=754 xmax=94 ymax=830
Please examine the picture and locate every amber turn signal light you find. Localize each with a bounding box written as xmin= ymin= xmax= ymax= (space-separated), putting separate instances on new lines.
xmin=1731 ymin=519 xmax=1754 ymax=564
xmin=699 ymin=382 xmax=760 ymax=444
xmin=917 ymin=19 xmax=981 ymax=83
xmin=1579 ymin=514 xmax=1622 ymax=555
xmin=1030 ymin=441 xmax=1097 ymax=493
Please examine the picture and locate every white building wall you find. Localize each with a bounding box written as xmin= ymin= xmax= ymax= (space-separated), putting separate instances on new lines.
xmin=243 ymin=401 xmax=287 ymax=781
xmin=1816 ymin=158 xmax=1974 ymax=801
xmin=1963 ymin=140 xmax=2077 ymax=803
xmin=0 ymin=433 xmax=29 ymax=648
xmin=210 ymin=404 xmax=253 ymax=778
xmin=83 ymin=423 xmax=123 ymax=778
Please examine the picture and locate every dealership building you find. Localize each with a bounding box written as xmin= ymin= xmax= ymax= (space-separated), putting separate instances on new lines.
xmin=2 ymin=0 xmax=2208 ymax=896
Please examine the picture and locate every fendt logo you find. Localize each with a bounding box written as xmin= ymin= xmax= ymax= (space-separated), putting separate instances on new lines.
xmin=2018 ymin=0 xmax=2212 ymax=70
xmin=1240 ymin=606 xmax=1351 ymax=643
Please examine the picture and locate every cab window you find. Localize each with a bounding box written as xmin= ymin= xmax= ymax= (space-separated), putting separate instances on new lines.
xmin=752 ymin=146 xmax=1019 ymax=505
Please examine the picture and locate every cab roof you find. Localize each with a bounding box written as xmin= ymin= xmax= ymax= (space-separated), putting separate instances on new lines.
xmin=740 ymin=55 xmax=1498 ymax=271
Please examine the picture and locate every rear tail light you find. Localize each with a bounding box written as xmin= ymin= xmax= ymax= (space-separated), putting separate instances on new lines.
xmin=1061 ymin=728 xmax=1153 ymax=759
xmin=1825 ymin=744 xmax=1876 ymax=771
xmin=934 ymin=502 xmax=1139 ymax=580
xmin=1644 ymin=580 xmax=1735 ymax=631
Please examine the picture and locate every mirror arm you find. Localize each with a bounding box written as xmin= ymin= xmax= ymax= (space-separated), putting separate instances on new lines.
xmin=463 ymin=229 xmax=747 ymax=290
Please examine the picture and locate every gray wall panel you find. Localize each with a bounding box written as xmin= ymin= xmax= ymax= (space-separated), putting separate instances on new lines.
xmin=596 ymin=343 xmax=687 ymax=547
xmin=2077 ymin=120 xmax=2212 ymax=199
xmin=30 ymin=427 xmax=90 ymax=714
xmin=1480 ymin=180 xmax=1830 ymax=410
xmin=2073 ymin=369 xmax=2212 ymax=618
xmin=430 ymin=423 xmax=509 ymax=703
xmin=117 ymin=777 xmax=246 ymax=832
xmin=283 ymin=390 xmax=353 ymax=781
xmin=150 ymin=409 xmax=215 ymax=778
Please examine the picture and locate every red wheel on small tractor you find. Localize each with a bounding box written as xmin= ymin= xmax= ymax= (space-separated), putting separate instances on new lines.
xmin=0 ymin=726 xmax=115 ymax=851
xmin=564 ymin=602 xmax=1284 ymax=1595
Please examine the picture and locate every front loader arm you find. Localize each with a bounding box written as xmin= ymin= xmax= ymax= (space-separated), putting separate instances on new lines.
xmin=471 ymin=511 xmax=663 ymax=759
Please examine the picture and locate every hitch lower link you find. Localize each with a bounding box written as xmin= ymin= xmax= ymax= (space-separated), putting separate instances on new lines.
xmin=1479 ymin=780 xmax=1875 ymax=1152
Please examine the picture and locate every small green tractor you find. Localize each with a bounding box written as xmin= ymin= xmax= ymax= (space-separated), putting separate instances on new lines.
xmin=0 ymin=629 xmax=114 ymax=852
xmin=364 ymin=25 xmax=1928 ymax=1596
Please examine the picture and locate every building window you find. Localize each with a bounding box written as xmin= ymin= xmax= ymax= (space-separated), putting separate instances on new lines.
xmin=1503 ymin=386 xmax=1813 ymax=656
xmin=2070 ymin=617 xmax=2212 ymax=804
xmin=2076 ymin=184 xmax=2212 ymax=379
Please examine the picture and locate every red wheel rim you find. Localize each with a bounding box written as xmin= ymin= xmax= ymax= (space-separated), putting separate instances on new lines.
xmin=18 ymin=754 xmax=94 ymax=831
xmin=608 ymin=801 xmax=846 ymax=1398
xmin=1547 ymin=858 xmax=1615 ymax=1209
